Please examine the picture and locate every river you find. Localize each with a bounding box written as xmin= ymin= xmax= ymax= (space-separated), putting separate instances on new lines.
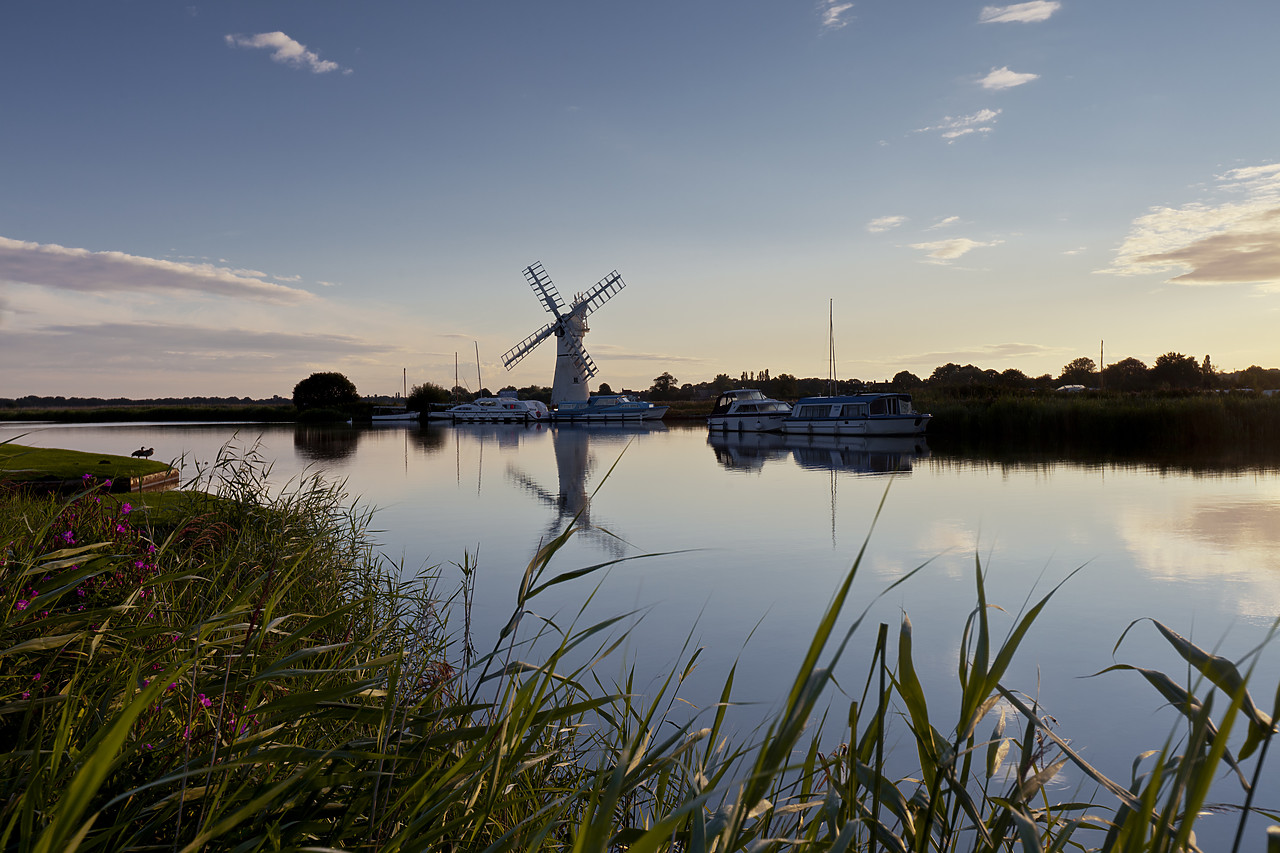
xmin=5 ymin=418 xmax=1279 ymax=842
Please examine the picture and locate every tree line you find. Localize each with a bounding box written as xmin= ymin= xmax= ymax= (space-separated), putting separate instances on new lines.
xmin=642 ymin=353 xmax=1280 ymax=401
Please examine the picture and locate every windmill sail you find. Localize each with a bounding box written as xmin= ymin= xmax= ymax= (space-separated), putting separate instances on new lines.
xmin=502 ymin=262 xmax=627 ymax=405
xmin=524 ymin=262 xmax=567 ymax=319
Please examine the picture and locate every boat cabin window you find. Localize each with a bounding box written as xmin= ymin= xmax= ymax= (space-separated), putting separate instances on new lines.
xmin=796 ymin=404 xmax=828 ymax=419
xmin=840 ymin=403 xmax=869 ymax=418
xmin=870 ymin=397 xmax=889 ymax=416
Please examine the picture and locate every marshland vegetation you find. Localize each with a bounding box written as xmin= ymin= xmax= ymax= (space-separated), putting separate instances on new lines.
xmin=3 ymin=442 xmax=1278 ymax=851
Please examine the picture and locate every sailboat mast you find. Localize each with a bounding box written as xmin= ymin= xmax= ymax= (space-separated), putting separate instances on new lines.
xmin=828 ymin=299 xmax=836 ymax=396
xmin=475 ymin=341 xmax=482 ymax=394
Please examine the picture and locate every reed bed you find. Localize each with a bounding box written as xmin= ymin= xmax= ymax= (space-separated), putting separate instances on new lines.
xmin=2 ymin=445 xmax=1278 ymax=851
xmin=916 ymin=392 xmax=1280 ymax=457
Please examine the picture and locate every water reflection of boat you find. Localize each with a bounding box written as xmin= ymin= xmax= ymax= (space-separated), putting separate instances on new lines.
xmin=787 ymin=434 xmax=929 ymax=474
xmin=706 ymin=430 xmax=791 ymax=473
xmin=444 ymin=421 xmax=549 ymax=447
xmin=708 ymin=431 xmax=929 ymax=474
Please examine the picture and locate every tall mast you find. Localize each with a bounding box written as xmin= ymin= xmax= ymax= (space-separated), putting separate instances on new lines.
xmin=828 ymin=299 xmax=836 ymax=396
xmin=475 ymin=341 xmax=482 ymax=395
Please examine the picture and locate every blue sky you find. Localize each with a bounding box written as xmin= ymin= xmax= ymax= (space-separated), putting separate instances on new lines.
xmin=4 ymin=1 xmax=1280 ymax=399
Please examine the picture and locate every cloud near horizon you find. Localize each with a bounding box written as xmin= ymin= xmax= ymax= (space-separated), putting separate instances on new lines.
xmin=0 ymin=322 xmax=402 ymax=378
xmin=905 ymin=341 xmax=1057 ymax=365
xmin=979 ymin=2 xmax=1061 ymax=24
xmin=909 ymin=237 xmax=1002 ymax=261
xmin=225 ymin=32 xmax=350 ymax=74
xmin=981 ymin=66 xmax=1040 ymax=90
xmin=0 ymin=237 xmax=313 ymax=303
xmin=1103 ymin=162 xmax=1280 ymax=289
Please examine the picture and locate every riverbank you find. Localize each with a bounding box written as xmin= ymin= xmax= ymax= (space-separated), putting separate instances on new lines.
xmin=3 ymin=443 xmax=1277 ymax=849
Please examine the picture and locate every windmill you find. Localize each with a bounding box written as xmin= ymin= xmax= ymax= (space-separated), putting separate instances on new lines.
xmin=501 ymin=262 xmax=625 ymax=405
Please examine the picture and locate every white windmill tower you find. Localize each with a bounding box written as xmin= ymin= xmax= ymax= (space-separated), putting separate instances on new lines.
xmin=501 ymin=262 xmax=625 ymax=405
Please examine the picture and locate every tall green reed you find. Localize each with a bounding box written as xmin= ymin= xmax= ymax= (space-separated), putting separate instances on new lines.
xmin=3 ymin=443 xmax=1278 ymax=851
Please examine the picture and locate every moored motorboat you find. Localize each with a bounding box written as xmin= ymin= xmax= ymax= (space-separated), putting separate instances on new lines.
xmin=551 ymin=394 xmax=667 ymax=422
xmin=779 ymin=392 xmax=930 ymax=437
xmin=707 ymin=389 xmax=792 ymax=432
xmin=371 ymin=406 xmax=419 ymax=423
xmin=428 ymin=392 xmax=550 ymax=423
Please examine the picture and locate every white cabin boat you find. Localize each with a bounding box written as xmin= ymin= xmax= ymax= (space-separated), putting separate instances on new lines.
xmin=552 ymin=394 xmax=667 ymax=422
xmin=780 ymin=392 xmax=930 ymax=437
xmin=371 ymin=406 xmax=419 ymax=423
xmin=707 ymin=389 xmax=792 ymax=432
xmin=428 ymin=393 xmax=550 ymax=424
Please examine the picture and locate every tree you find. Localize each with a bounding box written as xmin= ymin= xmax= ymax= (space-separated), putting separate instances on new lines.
xmin=1201 ymin=354 xmax=1215 ymax=388
xmin=891 ymin=371 xmax=923 ymax=390
xmin=596 ymin=382 xmax=613 ymax=395
xmin=710 ymin=374 xmax=734 ymax=394
xmin=998 ymin=368 xmax=1030 ymax=389
xmin=293 ymin=372 xmax=359 ymax=412
xmin=1058 ymin=357 xmax=1097 ymax=386
xmin=772 ymin=373 xmax=799 ymax=399
xmin=406 ymin=381 xmax=450 ymax=412
xmin=1102 ymin=357 xmax=1149 ymax=392
xmin=1151 ymin=352 xmax=1201 ymax=389
xmin=650 ymin=372 xmax=678 ymax=397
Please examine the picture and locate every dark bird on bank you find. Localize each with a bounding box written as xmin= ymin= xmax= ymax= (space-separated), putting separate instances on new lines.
xmin=131 ymin=446 xmax=154 ymax=458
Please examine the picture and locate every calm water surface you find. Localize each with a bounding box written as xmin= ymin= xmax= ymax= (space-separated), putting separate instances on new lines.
xmin=7 ymin=419 xmax=1279 ymax=839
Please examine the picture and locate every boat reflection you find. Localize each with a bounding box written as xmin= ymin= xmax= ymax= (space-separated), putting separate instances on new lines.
xmin=708 ymin=430 xmax=930 ymax=474
xmin=706 ymin=430 xmax=791 ymax=473
xmin=439 ymin=420 xmax=550 ymax=447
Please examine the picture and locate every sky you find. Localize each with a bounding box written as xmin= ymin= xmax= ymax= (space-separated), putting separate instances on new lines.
xmin=4 ymin=1 xmax=1280 ymax=400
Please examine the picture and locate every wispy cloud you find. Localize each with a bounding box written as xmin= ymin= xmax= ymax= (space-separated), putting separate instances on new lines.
xmin=225 ymin=32 xmax=351 ymax=75
xmin=0 ymin=237 xmax=313 ymax=303
xmin=867 ymin=215 xmax=906 ymax=233
xmin=980 ymin=66 xmax=1040 ymax=90
xmin=1102 ymin=163 xmax=1280 ymax=289
xmin=0 ymin=323 xmax=399 ymax=376
xmin=909 ymin=237 xmax=1002 ymax=261
xmin=917 ymin=108 xmax=1002 ymax=141
xmin=929 ymin=216 xmax=960 ymax=229
xmin=908 ymin=342 xmax=1057 ymax=363
xmin=818 ymin=0 xmax=854 ymax=31
xmin=979 ymin=1 xmax=1061 ymax=24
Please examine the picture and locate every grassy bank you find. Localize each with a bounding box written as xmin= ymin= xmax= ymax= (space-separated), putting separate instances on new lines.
xmin=3 ymin=450 xmax=1279 ymax=850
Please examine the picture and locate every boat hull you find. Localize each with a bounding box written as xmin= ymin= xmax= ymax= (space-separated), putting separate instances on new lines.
xmin=428 ymin=397 xmax=550 ymax=423
xmin=779 ymin=393 xmax=931 ymax=437
xmin=551 ymin=395 xmax=667 ymax=422
xmin=708 ymin=413 xmax=790 ymax=433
